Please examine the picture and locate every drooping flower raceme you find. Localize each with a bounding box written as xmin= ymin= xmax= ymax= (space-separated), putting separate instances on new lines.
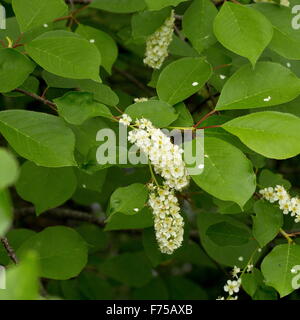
xmin=259 ymin=185 xmax=300 ymax=223
xmin=148 ymin=185 xmax=184 ymax=254
xmin=143 ymin=10 xmax=175 ymax=69
xmin=253 ymin=0 xmax=290 ymax=7
xmin=119 ymin=114 xmax=190 ymax=254
xmin=128 ymin=117 xmax=190 ymax=191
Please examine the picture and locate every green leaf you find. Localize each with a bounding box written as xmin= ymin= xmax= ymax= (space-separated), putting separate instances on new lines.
xmin=132 ymin=277 xmax=169 ymax=300
xmin=213 ymin=2 xmax=273 ymax=66
xmin=131 ymin=7 xmax=171 ymax=41
xmin=206 ymin=221 xmax=251 ymax=246
xmin=125 ymin=100 xmax=178 ymax=127
xmin=222 ymin=111 xmax=300 ymax=159
xmin=252 ymin=200 xmax=283 ymax=248
xmin=54 ymin=91 xmax=113 ymax=125
xmin=191 ymin=137 xmax=256 ymax=208
xmin=12 ymin=0 xmax=67 ymax=32
xmin=105 ymin=207 xmax=153 ymax=231
xmin=78 ymin=272 xmax=113 ymax=300
xmin=261 ymin=244 xmax=300 ymax=297
xmin=0 ymin=49 xmax=35 ymax=93
xmin=182 ymin=0 xmax=218 ymax=53
xmin=0 ymin=229 xmax=36 ymax=266
xmin=171 ymin=102 xmax=194 ymax=127
xmin=197 ymin=212 xmax=259 ymax=267
xmin=145 ymin=0 xmax=187 ymax=10
xmin=76 ymin=224 xmax=108 ymax=254
xmin=258 ymin=169 xmax=291 ymax=190
xmin=216 ymin=62 xmax=300 ymax=111
xmin=90 ymin=0 xmax=146 ymax=13
xmin=99 ymin=252 xmax=152 ymax=287
xmin=76 ymin=25 xmax=118 ymax=74
xmin=0 ymin=110 xmax=76 ymax=167
xmin=254 ymin=3 xmax=300 ymax=60
xmin=0 ymin=189 xmax=12 ymax=237
xmin=109 ymin=183 xmax=148 ymax=216
xmin=0 ymin=251 xmax=40 ymax=300
xmin=0 ymin=148 xmax=19 ymax=190
xmin=17 ymin=226 xmax=88 ymax=280
xmin=16 ymin=161 xmax=77 ymax=215
xmin=25 ymin=31 xmax=101 ymax=82
xmin=157 ymin=57 xmax=212 ymax=105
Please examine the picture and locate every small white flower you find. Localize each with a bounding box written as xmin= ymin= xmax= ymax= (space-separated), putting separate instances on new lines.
xmin=247 ymin=264 xmax=254 ymax=273
xmin=119 ymin=114 xmax=132 ymax=126
xmin=231 ymin=266 xmax=241 ymax=279
xmin=224 ymin=279 xmax=241 ymax=296
xmin=133 ymin=208 xmax=139 ymax=212
xmin=286 ymin=62 xmax=291 ymax=68
xmin=258 ymin=248 xmax=262 ymax=253
xmin=192 ymin=82 xmax=199 ymax=86
xmin=43 ymin=23 xmax=48 ymax=28
xmin=89 ymin=39 xmax=95 ymax=43
xmin=216 ymin=296 xmax=225 ymax=300
xmin=219 ymin=74 xmax=226 ymax=80
xmin=134 ymin=97 xmax=148 ymax=103
xmin=238 ymin=256 xmax=244 ymax=262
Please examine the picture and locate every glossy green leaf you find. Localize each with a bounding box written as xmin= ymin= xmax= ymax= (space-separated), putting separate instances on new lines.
xmin=145 ymin=0 xmax=187 ymax=10
xmin=76 ymin=25 xmax=118 ymax=74
xmin=182 ymin=0 xmax=218 ymax=53
xmin=206 ymin=221 xmax=251 ymax=246
xmin=0 ymin=110 xmax=76 ymax=167
xmin=252 ymin=200 xmax=283 ymax=248
xmin=26 ymin=31 xmax=101 ymax=82
xmin=0 ymin=251 xmax=40 ymax=300
xmin=0 ymin=49 xmax=35 ymax=93
xmin=213 ymin=2 xmax=273 ymax=65
xmin=222 ymin=111 xmax=300 ymax=159
xmin=54 ymin=91 xmax=113 ymax=125
xmin=17 ymin=226 xmax=88 ymax=280
xmin=261 ymin=244 xmax=300 ymax=297
xmin=191 ymin=137 xmax=256 ymax=208
xmin=125 ymin=100 xmax=178 ymax=127
xmin=16 ymin=161 xmax=77 ymax=214
xmin=109 ymin=183 xmax=148 ymax=216
xmin=157 ymin=57 xmax=212 ymax=105
xmin=12 ymin=0 xmax=67 ymax=32
xmin=0 ymin=148 xmax=19 ymax=190
xmin=216 ymin=62 xmax=300 ymax=110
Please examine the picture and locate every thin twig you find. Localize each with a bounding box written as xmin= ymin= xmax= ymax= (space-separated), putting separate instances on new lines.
xmin=113 ymin=66 xmax=153 ymax=96
xmin=193 ymin=109 xmax=217 ymax=128
xmin=14 ymin=88 xmax=57 ymax=112
xmin=15 ymin=207 xmax=105 ymax=227
xmin=0 ymin=237 xmax=18 ymax=264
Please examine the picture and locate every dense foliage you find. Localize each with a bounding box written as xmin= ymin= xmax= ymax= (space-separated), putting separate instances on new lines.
xmin=0 ymin=0 xmax=300 ymax=300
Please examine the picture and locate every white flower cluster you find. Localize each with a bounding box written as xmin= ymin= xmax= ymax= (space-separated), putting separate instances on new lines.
xmin=254 ymin=0 xmax=290 ymax=7
xmin=259 ymin=185 xmax=300 ymax=223
xmin=128 ymin=118 xmax=189 ymax=191
xmin=143 ymin=10 xmax=175 ymax=69
xmin=119 ymin=114 xmax=190 ymax=254
xmin=148 ymin=185 xmax=184 ymax=254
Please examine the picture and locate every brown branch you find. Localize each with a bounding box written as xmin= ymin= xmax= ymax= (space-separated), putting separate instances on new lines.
xmin=14 ymin=88 xmax=57 ymax=112
xmin=193 ymin=109 xmax=217 ymax=128
xmin=113 ymin=66 xmax=153 ymax=96
xmin=0 ymin=237 xmax=18 ymax=264
xmin=15 ymin=207 xmax=105 ymax=227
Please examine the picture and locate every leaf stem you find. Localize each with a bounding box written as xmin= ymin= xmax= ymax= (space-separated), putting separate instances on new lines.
xmin=279 ymin=228 xmax=294 ymax=244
